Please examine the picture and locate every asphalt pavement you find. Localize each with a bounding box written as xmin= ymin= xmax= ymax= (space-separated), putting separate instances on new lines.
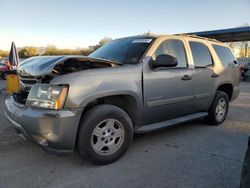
xmin=0 ymin=80 xmax=250 ymax=188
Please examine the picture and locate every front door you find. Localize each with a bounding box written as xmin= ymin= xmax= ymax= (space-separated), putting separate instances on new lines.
xmin=143 ymin=39 xmax=195 ymax=124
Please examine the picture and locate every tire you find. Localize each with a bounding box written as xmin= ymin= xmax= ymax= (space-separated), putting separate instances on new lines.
xmin=77 ymin=104 xmax=133 ymax=165
xmin=207 ymin=91 xmax=229 ymax=125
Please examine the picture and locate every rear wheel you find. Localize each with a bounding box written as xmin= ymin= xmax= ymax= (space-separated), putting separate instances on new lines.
xmin=77 ymin=104 xmax=133 ymax=165
xmin=207 ymin=91 xmax=229 ymax=125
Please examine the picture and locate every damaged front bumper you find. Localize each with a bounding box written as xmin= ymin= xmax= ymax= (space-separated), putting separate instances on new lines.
xmin=4 ymin=96 xmax=83 ymax=153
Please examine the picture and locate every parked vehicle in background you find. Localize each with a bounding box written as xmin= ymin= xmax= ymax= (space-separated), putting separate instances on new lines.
xmin=241 ymin=63 xmax=250 ymax=81
xmin=0 ymin=61 xmax=8 ymax=79
xmin=0 ymin=59 xmax=18 ymax=80
xmin=5 ymin=34 xmax=240 ymax=164
xmin=0 ymin=61 xmax=7 ymax=71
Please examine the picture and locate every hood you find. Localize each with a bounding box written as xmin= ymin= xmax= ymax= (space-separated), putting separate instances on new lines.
xmin=17 ymin=55 xmax=121 ymax=78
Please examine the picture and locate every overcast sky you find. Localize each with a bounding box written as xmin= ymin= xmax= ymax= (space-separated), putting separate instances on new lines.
xmin=0 ymin=0 xmax=250 ymax=50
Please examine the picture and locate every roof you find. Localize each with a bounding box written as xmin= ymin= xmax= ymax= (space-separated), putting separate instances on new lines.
xmin=187 ymin=27 xmax=250 ymax=42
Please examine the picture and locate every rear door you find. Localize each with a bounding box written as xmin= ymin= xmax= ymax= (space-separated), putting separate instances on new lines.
xmin=188 ymin=41 xmax=216 ymax=111
xmin=143 ymin=38 xmax=195 ymax=124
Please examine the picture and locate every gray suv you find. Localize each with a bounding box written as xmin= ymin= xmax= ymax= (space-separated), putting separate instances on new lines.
xmin=5 ymin=35 xmax=240 ymax=164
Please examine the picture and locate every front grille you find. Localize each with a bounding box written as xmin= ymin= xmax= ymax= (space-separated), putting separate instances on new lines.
xmin=18 ymin=75 xmax=38 ymax=91
xmin=20 ymin=79 xmax=37 ymax=85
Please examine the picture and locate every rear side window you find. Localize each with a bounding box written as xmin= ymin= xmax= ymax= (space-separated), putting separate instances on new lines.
xmin=212 ymin=45 xmax=236 ymax=66
xmin=189 ymin=42 xmax=213 ymax=67
xmin=154 ymin=39 xmax=188 ymax=68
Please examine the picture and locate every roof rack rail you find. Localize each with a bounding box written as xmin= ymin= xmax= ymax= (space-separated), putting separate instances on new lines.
xmin=175 ymin=34 xmax=221 ymax=42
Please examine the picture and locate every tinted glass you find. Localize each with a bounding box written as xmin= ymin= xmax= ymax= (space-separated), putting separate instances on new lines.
xmin=189 ymin=42 xmax=213 ymax=67
xmin=213 ymin=45 xmax=236 ymax=66
xmin=89 ymin=37 xmax=153 ymax=64
xmin=154 ymin=39 xmax=187 ymax=68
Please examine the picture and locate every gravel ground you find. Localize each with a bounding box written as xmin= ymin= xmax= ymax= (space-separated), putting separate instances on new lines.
xmin=0 ymin=80 xmax=250 ymax=188
xmin=0 ymin=80 xmax=5 ymax=92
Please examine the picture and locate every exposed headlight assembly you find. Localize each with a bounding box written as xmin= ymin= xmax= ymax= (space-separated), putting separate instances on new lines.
xmin=26 ymin=84 xmax=68 ymax=110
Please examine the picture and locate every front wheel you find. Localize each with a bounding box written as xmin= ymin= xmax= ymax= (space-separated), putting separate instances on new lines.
xmin=77 ymin=104 xmax=133 ymax=165
xmin=207 ymin=91 xmax=229 ymax=125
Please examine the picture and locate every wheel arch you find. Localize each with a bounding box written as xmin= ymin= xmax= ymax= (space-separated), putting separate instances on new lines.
xmin=84 ymin=94 xmax=141 ymax=125
xmin=216 ymin=83 xmax=233 ymax=101
xmin=75 ymin=93 xmax=141 ymax=149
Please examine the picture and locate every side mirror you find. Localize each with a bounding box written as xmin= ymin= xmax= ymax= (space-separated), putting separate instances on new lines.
xmin=152 ymin=54 xmax=178 ymax=69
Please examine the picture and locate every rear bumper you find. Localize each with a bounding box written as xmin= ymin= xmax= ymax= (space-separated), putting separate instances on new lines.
xmin=4 ymin=96 xmax=83 ymax=153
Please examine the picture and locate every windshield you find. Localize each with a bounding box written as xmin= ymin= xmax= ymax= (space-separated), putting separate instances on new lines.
xmin=89 ymin=37 xmax=153 ymax=64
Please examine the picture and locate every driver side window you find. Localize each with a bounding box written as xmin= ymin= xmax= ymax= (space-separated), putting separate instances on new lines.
xmin=153 ymin=39 xmax=188 ymax=68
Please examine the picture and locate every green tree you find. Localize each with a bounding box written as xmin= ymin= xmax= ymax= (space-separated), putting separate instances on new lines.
xmin=0 ymin=50 xmax=9 ymax=57
xmin=239 ymin=23 xmax=249 ymax=57
xmin=42 ymin=45 xmax=58 ymax=55
xmin=99 ymin=37 xmax=112 ymax=46
xmin=18 ymin=47 xmax=39 ymax=58
xmin=92 ymin=37 xmax=112 ymax=51
xmin=80 ymin=48 xmax=92 ymax=55
xmin=10 ymin=37 xmax=112 ymax=58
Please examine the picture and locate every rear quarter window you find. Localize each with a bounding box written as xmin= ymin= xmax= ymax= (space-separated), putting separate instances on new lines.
xmin=212 ymin=45 xmax=236 ymax=66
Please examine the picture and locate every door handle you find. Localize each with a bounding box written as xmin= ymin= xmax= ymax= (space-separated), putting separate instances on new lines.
xmin=181 ymin=75 xmax=192 ymax=81
xmin=211 ymin=73 xmax=219 ymax=78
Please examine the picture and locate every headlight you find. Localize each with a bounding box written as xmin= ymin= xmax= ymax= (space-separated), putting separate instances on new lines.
xmin=26 ymin=84 xmax=68 ymax=110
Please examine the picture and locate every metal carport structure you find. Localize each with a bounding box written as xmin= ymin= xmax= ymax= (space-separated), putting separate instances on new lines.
xmin=187 ymin=26 xmax=250 ymax=42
